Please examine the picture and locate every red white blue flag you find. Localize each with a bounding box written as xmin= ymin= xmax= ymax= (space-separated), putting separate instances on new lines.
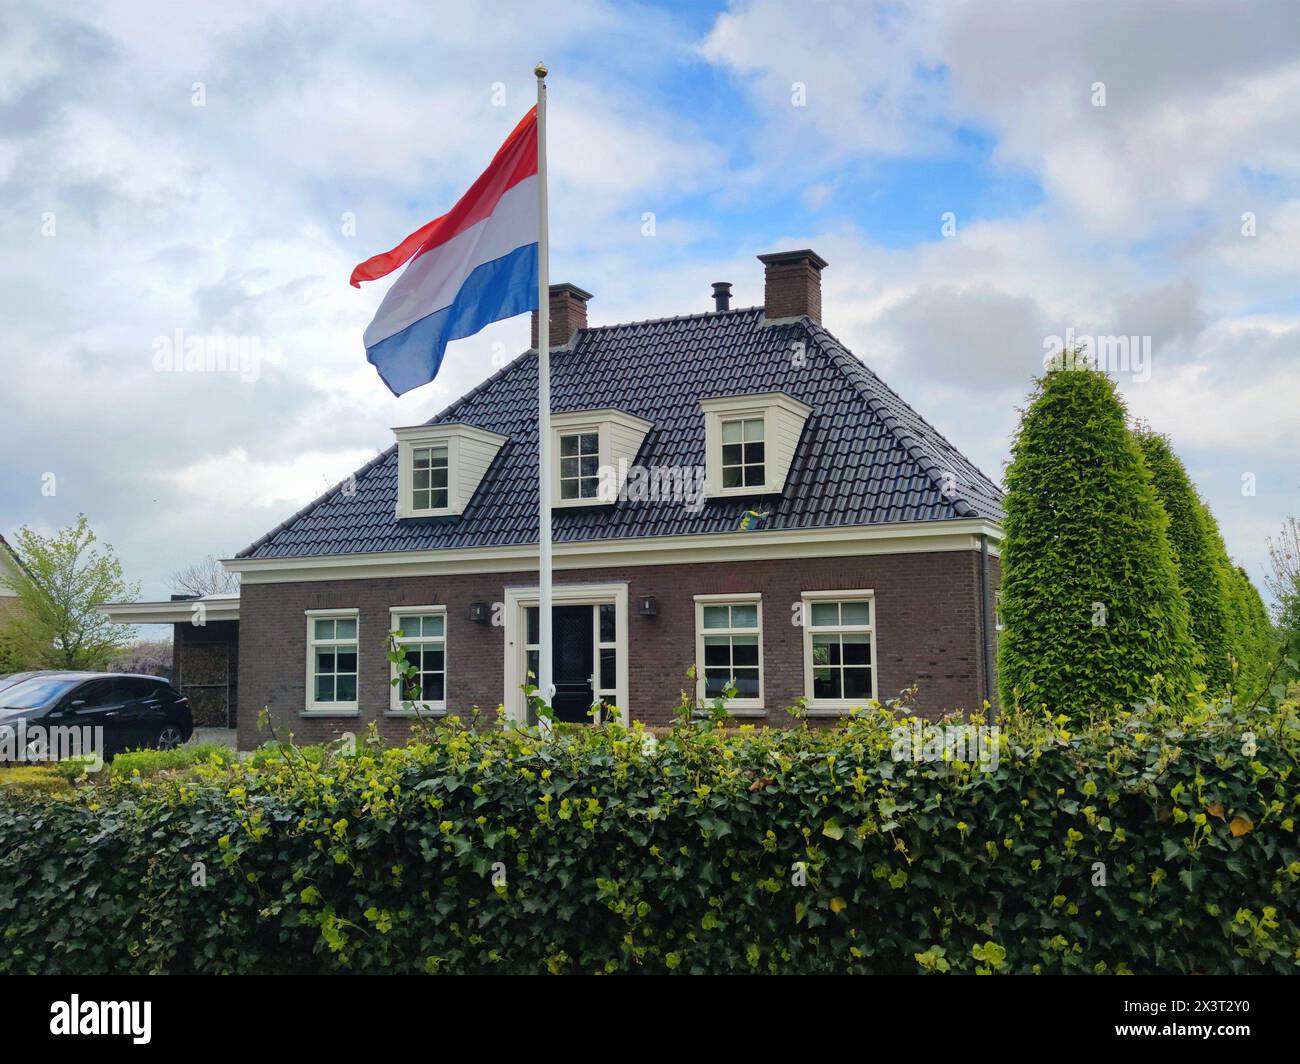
xmin=352 ymin=107 xmax=539 ymax=396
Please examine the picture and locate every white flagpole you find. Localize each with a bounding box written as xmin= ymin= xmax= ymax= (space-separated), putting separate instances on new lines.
xmin=534 ymin=62 xmax=554 ymax=733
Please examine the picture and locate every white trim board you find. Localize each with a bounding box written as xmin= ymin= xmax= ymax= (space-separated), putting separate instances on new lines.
xmin=502 ymin=582 xmax=630 ymax=727
xmin=226 ymin=519 xmax=1002 ymax=585
xmin=98 ymin=596 xmax=241 ymax=624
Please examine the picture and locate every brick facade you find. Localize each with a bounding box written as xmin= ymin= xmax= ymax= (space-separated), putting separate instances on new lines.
xmin=237 ymin=549 xmax=999 ymax=750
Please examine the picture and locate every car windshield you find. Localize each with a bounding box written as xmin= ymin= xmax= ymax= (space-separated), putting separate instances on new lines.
xmin=0 ymin=676 xmax=84 ymax=709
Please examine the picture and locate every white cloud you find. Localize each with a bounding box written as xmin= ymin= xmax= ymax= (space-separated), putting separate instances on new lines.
xmin=2 ymin=0 xmax=1296 ymax=602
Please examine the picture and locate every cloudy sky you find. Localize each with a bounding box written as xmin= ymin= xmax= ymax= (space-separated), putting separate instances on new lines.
xmin=3 ymin=0 xmax=1298 ymax=607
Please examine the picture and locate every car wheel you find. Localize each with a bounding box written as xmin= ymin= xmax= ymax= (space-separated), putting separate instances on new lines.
xmin=157 ymin=725 xmax=185 ymax=750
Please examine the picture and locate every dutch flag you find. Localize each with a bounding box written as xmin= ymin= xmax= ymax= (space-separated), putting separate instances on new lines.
xmin=352 ymin=107 xmax=540 ymax=396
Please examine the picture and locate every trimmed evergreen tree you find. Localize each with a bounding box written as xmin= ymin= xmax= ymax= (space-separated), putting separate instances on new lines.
xmin=998 ymin=363 xmax=1198 ymax=718
xmin=1227 ymin=563 xmax=1277 ymax=703
xmin=1134 ymin=430 xmax=1233 ymax=691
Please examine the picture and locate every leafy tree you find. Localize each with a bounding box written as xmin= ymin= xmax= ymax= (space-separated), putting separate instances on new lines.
xmin=169 ymin=555 xmax=239 ymax=597
xmin=0 ymin=515 xmax=138 ymax=669
xmin=998 ymin=363 xmax=1198 ymax=718
xmin=1266 ymin=517 xmax=1300 ymax=683
xmin=1133 ymin=429 xmax=1233 ymax=691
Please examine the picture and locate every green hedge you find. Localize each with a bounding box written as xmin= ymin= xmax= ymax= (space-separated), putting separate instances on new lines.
xmin=2 ymin=702 xmax=1298 ymax=974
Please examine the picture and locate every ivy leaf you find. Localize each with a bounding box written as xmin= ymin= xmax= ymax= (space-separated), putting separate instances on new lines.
xmin=1229 ymin=816 xmax=1254 ymax=837
xmin=822 ymin=818 xmax=845 ymax=841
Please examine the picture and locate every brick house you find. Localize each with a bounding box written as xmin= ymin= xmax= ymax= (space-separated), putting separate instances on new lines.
xmin=215 ymin=249 xmax=1003 ymax=750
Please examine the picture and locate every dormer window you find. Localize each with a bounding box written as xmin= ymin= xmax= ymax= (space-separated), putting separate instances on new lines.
xmin=412 ymin=444 xmax=449 ymax=510
xmin=550 ymin=409 xmax=652 ymax=508
xmin=721 ymin=417 xmax=765 ymax=489
xmin=700 ymin=392 xmax=812 ymax=499
xmin=559 ymin=431 xmax=600 ymax=500
xmin=394 ymin=423 xmax=508 ymax=519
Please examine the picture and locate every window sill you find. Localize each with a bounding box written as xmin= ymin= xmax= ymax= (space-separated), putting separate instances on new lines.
xmin=553 ymin=497 xmax=615 ymax=509
xmin=385 ymin=708 xmax=447 ymax=718
xmin=804 ymin=703 xmax=877 ymax=717
xmin=301 ymin=707 xmax=360 ymax=717
xmin=396 ymin=509 xmax=461 ymax=521
xmin=695 ymin=706 xmax=766 ymax=718
xmin=706 ymin=486 xmax=774 ymax=499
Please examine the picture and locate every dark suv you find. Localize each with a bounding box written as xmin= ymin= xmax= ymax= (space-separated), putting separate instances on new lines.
xmin=0 ymin=673 xmax=193 ymax=759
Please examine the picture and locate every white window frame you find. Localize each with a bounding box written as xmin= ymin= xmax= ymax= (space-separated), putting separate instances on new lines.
xmin=705 ymin=406 xmax=769 ymax=497
xmin=800 ymin=590 xmax=877 ymax=715
xmin=304 ymin=608 xmax=360 ymax=715
xmin=557 ymin=426 xmax=603 ymax=503
xmin=410 ymin=443 xmax=451 ymax=513
xmin=694 ymin=592 xmax=764 ymax=715
xmin=396 ymin=428 xmax=460 ymax=518
xmin=388 ymin=605 xmax=447 ymax=716
xmin=502 ymin=582 xmax=630 ymax=725
xmin=719 ymin=415 xmax=766 ymax=491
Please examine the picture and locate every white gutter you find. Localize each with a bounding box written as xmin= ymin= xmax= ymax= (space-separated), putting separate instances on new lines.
xmin=223 ymin=519 xmax=1003 ymax=585
xmin=98 ymin=594 xmax=241 ymax=624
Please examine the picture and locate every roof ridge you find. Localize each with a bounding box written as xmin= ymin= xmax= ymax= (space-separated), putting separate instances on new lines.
xmin=577 ymin=305 xmax=762 ymax=333
xmin=803 ymin=321 xmax=997 ymax=520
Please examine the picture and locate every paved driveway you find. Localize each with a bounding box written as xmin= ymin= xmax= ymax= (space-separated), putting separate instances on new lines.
xmin=190 ymin=727 xmax=237 ymax=749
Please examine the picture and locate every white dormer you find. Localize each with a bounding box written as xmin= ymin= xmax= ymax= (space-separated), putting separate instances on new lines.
xmin=550 ymin=408 xmax=653 ymax=508
xmin=699 ymin=392 xmax=812 ymax=499
xmin=393 ymin=423 xmax=508 ymax=519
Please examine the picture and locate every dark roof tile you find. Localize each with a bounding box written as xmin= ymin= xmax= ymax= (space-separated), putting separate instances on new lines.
xmin=239 ymin=308 xmax=1002 ymax=559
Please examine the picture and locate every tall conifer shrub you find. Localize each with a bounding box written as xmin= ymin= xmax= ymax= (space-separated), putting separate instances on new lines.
xmin=998 ymin=364 xmax=1198 ymax=717
xmin=1134 ymin=430 xmax=1233 ymax=690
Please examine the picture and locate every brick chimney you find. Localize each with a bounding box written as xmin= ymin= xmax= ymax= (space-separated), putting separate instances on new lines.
xmin=531 ymin=283 xmax=592 ymax=348
xmin=758 ymin=249 xmax=828 ymax=324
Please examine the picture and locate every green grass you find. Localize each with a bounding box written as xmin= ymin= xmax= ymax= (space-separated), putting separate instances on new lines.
xmin=0 ymin=764 xmax=75 ymax=797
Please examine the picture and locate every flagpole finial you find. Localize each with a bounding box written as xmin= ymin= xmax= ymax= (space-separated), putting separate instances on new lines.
xmin=534 ymin=61 xmax=548 ymax=79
